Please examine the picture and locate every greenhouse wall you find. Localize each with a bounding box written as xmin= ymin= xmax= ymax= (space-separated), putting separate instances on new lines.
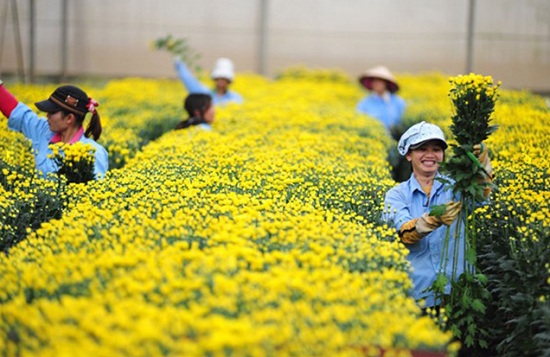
xmin=0 ymin=0 xmax=549 ymax=92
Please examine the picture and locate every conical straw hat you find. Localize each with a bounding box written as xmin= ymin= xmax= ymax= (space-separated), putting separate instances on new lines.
xmin=358 ymin=65 xmax=399 ymax=93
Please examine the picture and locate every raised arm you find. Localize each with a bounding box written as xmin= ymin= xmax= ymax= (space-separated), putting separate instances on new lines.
xmin=173 ymin=57 xmax=210 ymax=95
xmin=0 ymin=79 xmax=18 ymax=118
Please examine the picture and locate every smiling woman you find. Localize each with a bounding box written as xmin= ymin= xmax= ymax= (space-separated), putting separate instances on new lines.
xmin=383 ymin=121 xmax=465 ymax=309
xmin=407 ymin=141 xmax=445 ymax=176
xmin=401 ymin=123 xmax=447 ymax=179
xmin=0 ymin=81 xmax=108 ymax=179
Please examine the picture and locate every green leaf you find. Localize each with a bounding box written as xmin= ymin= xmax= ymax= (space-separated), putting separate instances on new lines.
xmin=471 ymin=299 xmax=486 ymax=313
xmin=465 ymin=248 xmax=477 ymax=265
xmin=474 ymin=273 xmax=487 ymax=284
xmin=433 ymin=273 xmax=449 ymax=292
xmin=429 ymin=204 xmax=447 ymax=217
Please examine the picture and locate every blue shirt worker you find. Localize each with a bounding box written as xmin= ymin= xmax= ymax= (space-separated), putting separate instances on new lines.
xmin=174 ymin=57 xmax=243 ymax=106
xmin=357 ymin=65 xmax=406 ymax=130
xmin=0 ymin=81 xmax=108 ymax=179
xmin=382 ymin=122 xmax=493 ymax=308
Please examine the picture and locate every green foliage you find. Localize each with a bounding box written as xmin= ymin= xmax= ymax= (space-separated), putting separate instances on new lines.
xmin=474 ymin=166 xmax=550 ymax=356
xmin=445 ymin=273 xmax=492 ymax=353
xmin=0 ymin=159 xmax=66 ymax=254
xmin=443 ymin=74 xmax=500 ymax=202
xmin=429 ymin=204 xmax=447 ymax=217
xmin=444 ymin=144 xmax=495 ymax=202
xmin=432 ymin=74 xmax=501 ymax=354
xmin=152 ymin=34 xmax=202 ymax=72
xmin=136 ymin=113 xmax=182 ymax=147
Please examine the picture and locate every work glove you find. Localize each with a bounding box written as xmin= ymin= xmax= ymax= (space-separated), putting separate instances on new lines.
xmin=416 ymin=201 xmax=462 ymax=236
xmin=439 ymin=201 xmax=462 ymax=225
xmin=473 ymin=142 xmax=494 ymax=199
xmin=473 ymin=142 xmax=493 ymax=178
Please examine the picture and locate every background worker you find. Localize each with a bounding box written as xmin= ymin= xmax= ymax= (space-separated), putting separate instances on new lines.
xmin=357 ymin=65 xmax=406 ymax=134
xmin=357 ymin=65 xmax=408 ymax=182
xmin=174 ymin=57 xmax=243 ymax=106
xmin=175 ymin=93 xmax=214 ymax=131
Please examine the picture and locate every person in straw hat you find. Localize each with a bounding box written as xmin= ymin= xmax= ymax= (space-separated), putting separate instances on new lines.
xmin=357 ymin=65 xmax=406 ymax=133
xmin=174 ymin=57 xmax=243 ymax=106
xmin=357 ymin=66 xmax=408 ymax=181
xmin=0 ymin=80 xmax=108 ymax=179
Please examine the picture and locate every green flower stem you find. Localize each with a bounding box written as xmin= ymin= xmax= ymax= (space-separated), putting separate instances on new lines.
xmin=470 ymin=199 xmax=478 ymax=268
xmin=435 ymin=224 xmax=452 ymax=304
xmin=452 ymin=207 xmax=463 ymax=282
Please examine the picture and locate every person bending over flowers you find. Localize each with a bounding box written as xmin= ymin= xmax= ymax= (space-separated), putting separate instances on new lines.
xmin=0 ymin=80 xmax=108 ymax=179
xmin=383 ymin=121 xmax=493 ymax=309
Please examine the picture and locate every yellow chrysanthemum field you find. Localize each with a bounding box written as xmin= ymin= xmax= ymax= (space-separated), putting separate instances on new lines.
xmin=1 ymin=67 xmax=549 ymax=356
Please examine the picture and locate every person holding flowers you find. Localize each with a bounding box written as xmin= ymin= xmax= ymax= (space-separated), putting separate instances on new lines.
xmin=383 ymin=121 xmax=493 ymax=309
xmin=0 ymin=80 xmax=108 ymax=179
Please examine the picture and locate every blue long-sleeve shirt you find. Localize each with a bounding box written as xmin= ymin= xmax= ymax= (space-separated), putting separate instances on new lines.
xmin=8 ymin=102 xmax=108 ymax=179
xmin=383 ymin=172 xmax=465 ymax=307
xmin=357 ymin=93 xmax=406 ymax=130
xmin=174 ymin=59 xmax=243 ymax=106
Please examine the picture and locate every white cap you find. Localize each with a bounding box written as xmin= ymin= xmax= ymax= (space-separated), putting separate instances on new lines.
xmin=211 ymin=58 xmax=235 ymax=82
xmin=398 ymin=121 xmax=448 ymax=156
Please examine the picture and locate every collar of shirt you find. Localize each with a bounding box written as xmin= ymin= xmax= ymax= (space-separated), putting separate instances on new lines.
xmin=50 ymin=126 xmax=84 ymax=144
xmin=410 ymin=172 xmax=447 ymax=198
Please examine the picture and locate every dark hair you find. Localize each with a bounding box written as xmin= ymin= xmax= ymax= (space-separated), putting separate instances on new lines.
xmin=85 ymin=111 xmax=102 ymax=141
xmin=61 ymin=109 xmax=102 ymax=141
xmin=184 ymin=93 xmax=212 ymax=118
xmin=37 ymin=85 xmax=103 ymax=141
xmin=175 ymin=93 xmax=212 ymax=130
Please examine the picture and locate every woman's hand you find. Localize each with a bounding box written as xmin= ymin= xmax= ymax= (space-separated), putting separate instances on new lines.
xmin=416 ymin=201 xmax=462 ymax=236
xmin=473 ymin=142 xmax=493 ymax=178
xmin=440 ymin=201 xmax=462 ymax=225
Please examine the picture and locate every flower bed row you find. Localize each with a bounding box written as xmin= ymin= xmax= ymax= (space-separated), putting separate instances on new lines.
xmin=1 ymin=68 xmax=549 ymax=356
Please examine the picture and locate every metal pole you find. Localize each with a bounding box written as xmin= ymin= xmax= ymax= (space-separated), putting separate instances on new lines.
xmin=0 ymin=1 xmax=9 ymax=73
xmin=11 ymin=0 xmax=25 ymax=82
xmin=29 ymin=0 xmax=35 ymax=83
xmin=466 ymin=0 xmax=476 ymax=73
xmin=258 ymin=0 xmax=269 ymax=76
xmin=60 ymin=0 xmax=68 ymax=81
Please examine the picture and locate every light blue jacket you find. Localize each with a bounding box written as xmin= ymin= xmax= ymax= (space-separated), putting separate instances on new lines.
xmin=383 ymin=172 xmax=465 ymax=307
xmin=357 ymin=93 xmax=406 ymax=130
xmin=8 ymin=102 xmax=108 ymax=179
xmin=174 ymin=59 xmax=243 ymax=106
